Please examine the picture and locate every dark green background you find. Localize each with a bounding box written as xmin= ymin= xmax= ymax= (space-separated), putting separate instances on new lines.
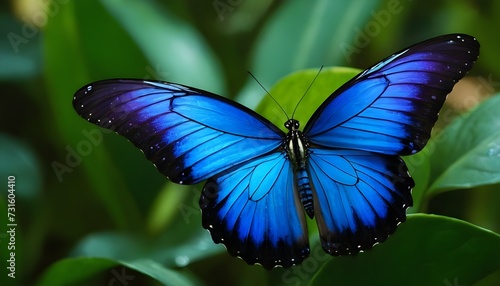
xmin=0 ymin=0 xmax=499 ymax=285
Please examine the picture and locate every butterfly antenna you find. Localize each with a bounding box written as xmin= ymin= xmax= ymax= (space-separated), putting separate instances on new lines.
xmin=248 ymin=71 xmax=289 ymax=120
xmin=291 ymin=65 xmax=324 ymax=119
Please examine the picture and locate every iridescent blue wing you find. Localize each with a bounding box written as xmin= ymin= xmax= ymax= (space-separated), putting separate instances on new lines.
xmin=304 ymin=34 xmax=480 ymax=155
xmin=307 ymin=148 xmax=412 ymax=255
xmin=73 ymin=80 xmax=285 ymax=184
xmin=73 ymin=80 xmax=309 ymax=268
xmin=304 ymin=34 xmax=479 ymax=254
xmin=200 ymin=152 xmax=309 ymax=269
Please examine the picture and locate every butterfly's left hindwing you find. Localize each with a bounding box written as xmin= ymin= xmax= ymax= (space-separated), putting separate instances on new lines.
xmin=73 ymin=80 xmax=284 ymax=184
xmin=307 ymin=148 xmax=413 ymax=255
xmin=200 ymin=152 xmax=309 ymax=269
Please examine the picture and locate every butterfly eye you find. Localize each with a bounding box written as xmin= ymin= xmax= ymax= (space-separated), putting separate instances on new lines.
xmin=294 ymin=120 xmax=300 ymax=129
xmin=284 ymin=120 xmax=291 ymax=129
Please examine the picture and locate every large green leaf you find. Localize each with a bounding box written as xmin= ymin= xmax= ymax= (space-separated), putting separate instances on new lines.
xmin=70 ymin=208 xmax=222 ymax=268
xmin=237 ymin=0 xmax=379 ymax=107
xmin=428 ymin=95 xmax=500 ymax=193
xmin=44 ymin=0 xmax=142 ymax=230
xmin=37 ymin=257 xmax=199 ymax=286
xmin=37 ymin=257 xmax=117 ymax=286
xmin=403 ymin=154 xmax=431 ymax=213
xmin=308 ymin=214 xmax=500 ymax=286
xmin=100 ymin=0 xmax=225 ymax=93
xmin=255 ymin=67 xmax=361 ymax=130
xmin=146 ymin=182 xmax=196 ymax=234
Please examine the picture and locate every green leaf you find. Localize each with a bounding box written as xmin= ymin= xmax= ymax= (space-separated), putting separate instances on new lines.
xmin=403 ymin=151 xmax=431 ymax=213
xmin=428 ymin=95 xmax=500 ymax=193
xmin=44 ymin=0 xmax=143 ymax=230
xmin=255 ymin=67 xmax=361 ymax=131
xmin=100 ymin=0 xmax=225 ymax=93
xmin=146 ymin=182 xmax=195 ymax=234
xmin=309 ymin=214 xmax=500 ymax=286
xmin=237 ymin=0 xmax=379 ymax=107
xmin=70 ymin=224 xmax=222 ymax=268
xmin=120 ymin=259 xmax=201 ymax=286
xmin=37 ymin=257 xmax=199 ymax=286
xmin=37 ymin=257 xmax=117 ymax=286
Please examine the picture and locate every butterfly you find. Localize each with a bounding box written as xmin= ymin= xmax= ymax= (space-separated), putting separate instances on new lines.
xmin=73 ymin=34 xmax=479 ymax=269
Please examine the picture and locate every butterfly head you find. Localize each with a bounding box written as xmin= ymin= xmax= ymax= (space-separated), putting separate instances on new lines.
xmin=284 ymin=119 xmax=300 ymax=131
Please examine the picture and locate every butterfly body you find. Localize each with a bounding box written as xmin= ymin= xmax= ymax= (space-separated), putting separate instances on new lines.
xmin=73 ymin=34 xmax=479 ymax=269
xmin=284 ymin=119 xmax=315 ymax=218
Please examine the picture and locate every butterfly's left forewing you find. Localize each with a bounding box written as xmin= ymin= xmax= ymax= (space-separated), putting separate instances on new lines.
xmin=73 ymin=80 xmax=284 ymax=184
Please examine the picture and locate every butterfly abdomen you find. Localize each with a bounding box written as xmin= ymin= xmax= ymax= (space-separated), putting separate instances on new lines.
xmin=297 ymin=168 xmax=314 ymax=218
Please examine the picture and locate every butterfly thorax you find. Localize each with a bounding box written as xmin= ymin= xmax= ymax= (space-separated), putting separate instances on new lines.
xmin=284 ymin=119 xmax=307 ymax=168
xmin=285 ymin=119 xmax=314 ymax=218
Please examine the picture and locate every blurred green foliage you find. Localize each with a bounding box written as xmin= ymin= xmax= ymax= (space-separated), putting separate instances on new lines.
xmin=0 ymin=0 xmax=499 ymax=285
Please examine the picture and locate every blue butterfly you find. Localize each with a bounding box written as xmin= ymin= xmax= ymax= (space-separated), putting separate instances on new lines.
xmin=73 ymin=34 xmax=479 ymax=269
